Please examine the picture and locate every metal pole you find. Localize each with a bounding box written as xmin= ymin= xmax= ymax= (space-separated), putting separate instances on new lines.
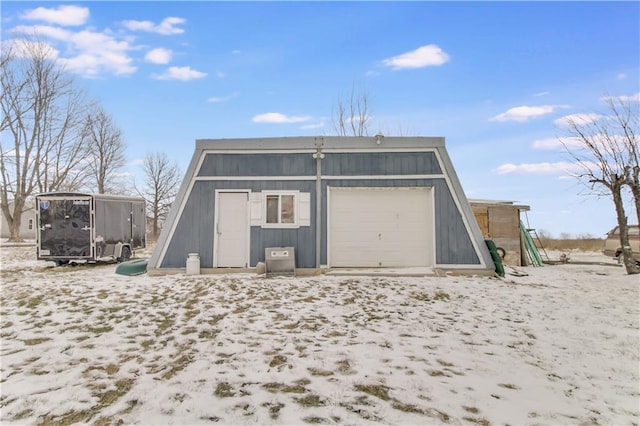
xmin=314 ymin=138 xmax=324 ymax=269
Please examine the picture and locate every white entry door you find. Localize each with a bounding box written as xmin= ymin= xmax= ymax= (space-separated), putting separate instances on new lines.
xmin=216 ymin=192 xmax=249 ymax=267
xmin=329 ymin=187 xmax=433 ymax=267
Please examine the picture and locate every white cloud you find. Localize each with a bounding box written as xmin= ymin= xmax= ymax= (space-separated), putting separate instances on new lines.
xmin=365 ymin=70 xmax=380 ymax=77
xmin=533 ymin=91 xmax=549 ymax=97
xmin=12 ymin=24 xmax=71 ymax=40
xmin=12 ymin=25 xmax=136 ymax=76
xmin=153 ymin=66 xmax=206 ymax=81
xmin=531 ymin=137 xmax=584 ymax=150
xmin=554 ymin=113 xmax=602 ymax=127
xmin=493 ymin=161 xmax=585 ymax=175
xmin=145 ymin=48 xmax=172 ymax=64
xmin=207 ymin=92 xmax=238 ymax=103
xmin=381 ymin=44 xmax=449 ymax=70
xmin=601 ymin=92 xmax=640 ymax=102
xmin=617 ymin=73 xmax=627 ymax=80
xmin=4 ymin=38 xmax=59 ymax=59
xmin=300 ymin=122 xmax=325 ymax=130
xmin=122 ymin=17 xmax=185 ymax=35
xmin=490 ymin=105 xmax=567 ymax=122
xmin=21 ymin=5 xmax=89 ymax=26
xmin=252 ymin=113 xmax=311 ymax=124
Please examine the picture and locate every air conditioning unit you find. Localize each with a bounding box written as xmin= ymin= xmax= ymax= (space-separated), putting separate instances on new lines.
xmin=265 ymin=247 xmax=295 ymax=276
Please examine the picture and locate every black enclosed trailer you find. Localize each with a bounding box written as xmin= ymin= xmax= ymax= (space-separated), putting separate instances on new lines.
xmin=35 ymin=193 xmax=146 ymax=265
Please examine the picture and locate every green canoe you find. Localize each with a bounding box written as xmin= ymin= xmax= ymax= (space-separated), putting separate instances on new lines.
xmin=115 ymin=258 xmax=148 ymax=276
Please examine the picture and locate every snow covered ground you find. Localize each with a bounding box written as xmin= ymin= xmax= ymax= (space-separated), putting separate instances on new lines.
xmin=1 ymin=244 xmax=638 ymax=425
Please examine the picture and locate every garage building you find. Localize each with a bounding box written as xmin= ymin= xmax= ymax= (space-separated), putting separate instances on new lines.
xmin=147 ymin=136 xmax=494 ymax=275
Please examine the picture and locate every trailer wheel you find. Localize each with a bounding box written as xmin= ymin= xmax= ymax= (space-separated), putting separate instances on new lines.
xmin=118 ymin=246 xmax=131 ymax=263
xmin=55 ymin=260 xmax=69 ymax=267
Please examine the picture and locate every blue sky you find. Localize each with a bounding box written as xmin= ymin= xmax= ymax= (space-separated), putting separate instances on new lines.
xmin=2 ymin=1 xmax=639 ymax=237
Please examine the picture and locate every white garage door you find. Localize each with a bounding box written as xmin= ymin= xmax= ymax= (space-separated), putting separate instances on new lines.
xmin=329 ymin=187 xmax=433 ymax=267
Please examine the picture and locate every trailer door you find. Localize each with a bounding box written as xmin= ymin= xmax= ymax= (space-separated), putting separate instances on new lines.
xmin=38 ymin=196 xmax=93 ymax=259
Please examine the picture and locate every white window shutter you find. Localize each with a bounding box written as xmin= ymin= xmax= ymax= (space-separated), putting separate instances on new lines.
xmin=250 ymin=192 xmax=263 ymax=226
xmin=298 ymin=192 xmax=311 ymax=226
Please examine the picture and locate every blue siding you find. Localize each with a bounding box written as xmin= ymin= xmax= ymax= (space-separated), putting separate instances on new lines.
xmin=198 ymin=153 xmax=315 ymax=177
xmin=161 ymin=180 xmax=316 ymax=268
xmin=162 ymin=150 xmax=480 ymax=269
xmin=322 ymin=152 xmax=441 ymax=175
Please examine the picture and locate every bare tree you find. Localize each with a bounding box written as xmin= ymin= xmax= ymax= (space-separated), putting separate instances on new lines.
xmin=1 ymin=38 xmax=90 ymax=241
xmin=604 ymin=96 xmax=640 ymax=228
xmin=331 ymin=83 xmax=371 ymax=136
xmin=82 ymin=105 xmax=126 ymax=194
xmin=562 ymin=95 xmax=639 ymax=274
xmin=135 ymin=152 xmax=181 ymax=239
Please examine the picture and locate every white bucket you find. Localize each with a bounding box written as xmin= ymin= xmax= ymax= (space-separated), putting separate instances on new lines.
xmin=186 ymin=253 xmax=200 ymax=275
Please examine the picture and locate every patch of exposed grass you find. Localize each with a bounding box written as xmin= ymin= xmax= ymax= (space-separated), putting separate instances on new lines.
xmin=22 ymin=337 xmax=51 ymax=346
xmin=140 ymin=339 xmax=154 ymax=350
xmin=198 ymin=329 xmax=217 ymax=339
xmin=303 ymin=416 xmax=331 ymax=424
xmin=411 ymin=291 xmax=451 ymax=302
xmin=38 ymin=409 xmax=93 ymax=425
xmin=336 ymin=358 xmax=354 ymax=375
xmin=433 ymin=291 xmax=450 ymax=301
xmin=498 ymin=383 xmax=519 ymax=390
xmin=435 ymin=409 xmax=451 ymax=422
xmin=105 ymin=364 xmax=119 ymax=375
xmin=86 ymin=326 xmax=113 ymax=335
xmin=184 ymin=309 xmax=200 ymax=322
xmin=410 ymin=292 xmax=431 ymax=302
xmin=354 ymin=383 xmax=390 ymax=401
xmin=207 ymin=314 xmax=227 ymax=326
xmin=162 ymin=354 xmax=193 ymax=380
xmin=391 ymin=400 xmax=426 ymax=414
xmin=463 ymin=406 xmax=481 ymax=414
xmin=26 ymin=295 xmax=44 ymax=309
xmin=263 ymin=380 xmax=309 ymax=394
xmin=295 ymin=394 xmax=326 ymax=407
xmin=269 ymin=354 xmax=287 ymax=368
xmin=233 ymin=304 xmax=250 ymax=314
xmin=463 ymin=416 xmax=491 ymax=425
xmin=214 ymin=382 xmax=235 ymax=398
xmin=181 ymin=326 xmax=197 ymax=335
xmin=307 ymin=367 xmax=334 ymax=377
xmin=262 ymin=402 xmax=285 ymax=420
xmin=154 ymin=316 xmax=173 ymax=336
xmin=98 ymin=379 xmax=135 ymax=406
xmin=9 ymin=409 xmax=33 ymax=421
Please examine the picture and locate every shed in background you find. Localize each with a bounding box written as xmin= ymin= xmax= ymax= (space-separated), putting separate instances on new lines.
xmin=469 ymin=199 xmax=530 ymax=266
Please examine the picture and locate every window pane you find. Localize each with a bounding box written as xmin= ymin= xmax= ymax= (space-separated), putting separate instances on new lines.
xmin=266 ymin=195 xmax=279 ymax=223
xmin=281 ymin=195 xmax=295 ymax=223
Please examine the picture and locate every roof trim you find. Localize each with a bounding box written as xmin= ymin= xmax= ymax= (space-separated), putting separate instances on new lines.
xmin=195 ymin=136 xmax=445 ymax=151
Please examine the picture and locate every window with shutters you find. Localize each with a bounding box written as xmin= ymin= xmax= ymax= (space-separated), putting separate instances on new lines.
xmin=263 ymin=192 xmax=297 ymax=228
xmin=251 ymin=191 xmax=311 ymax=228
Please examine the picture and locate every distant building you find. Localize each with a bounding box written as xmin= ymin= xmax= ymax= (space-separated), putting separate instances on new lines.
xmin=0 ymin=201 xmax=36 ymax=240
xmin=469 ymin=199 xmax=531 ymax=266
